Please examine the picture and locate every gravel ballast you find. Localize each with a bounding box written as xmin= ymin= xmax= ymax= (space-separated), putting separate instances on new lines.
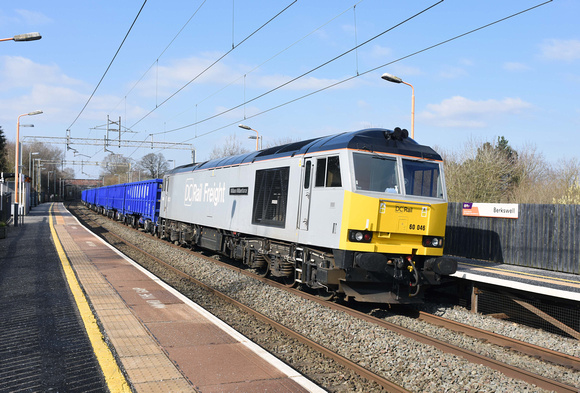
xmin=71 ymin=204 xmax=580 ymax=392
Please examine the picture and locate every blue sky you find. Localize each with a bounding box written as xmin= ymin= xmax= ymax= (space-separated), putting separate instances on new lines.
xmin=1 ymin=0 xmax=578 ymax=178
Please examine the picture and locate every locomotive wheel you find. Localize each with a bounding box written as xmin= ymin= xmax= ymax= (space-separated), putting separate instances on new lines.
xmin=256 ymin=259 xmax=269 ymax=278
xmin=252 ymin=253 xmax=269 ymax=277
xmin=283 ymin=275 xmax=296 ymax=287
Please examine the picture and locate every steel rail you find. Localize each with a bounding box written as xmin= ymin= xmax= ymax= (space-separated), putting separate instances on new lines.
xmin=414 ymin=310 xmax=580 ymax=371
xmin=70 ymin=203 xmax=578 ymax=393
xmin=261 ymin=280 xmax=579 ymax=393
xmin=70 ymin=204 xmax=409 ymax=393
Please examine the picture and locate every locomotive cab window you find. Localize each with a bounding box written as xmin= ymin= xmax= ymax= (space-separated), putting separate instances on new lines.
xmin=304 ymin=160 xmax=312 ymax=189
xmin=252 ymin=167 xmax=290 ymax=228
xmin=353 ymin=153 xmax=400 ymax=193
xmin=402 ymin=159 xmax=444 ymax=198
xmin=315 ymin=156 xmax=342 ymax=187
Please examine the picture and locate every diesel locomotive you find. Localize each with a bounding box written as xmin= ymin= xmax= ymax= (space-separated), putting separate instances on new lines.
xmin=83 ymin=127 xmax=457 ymax=303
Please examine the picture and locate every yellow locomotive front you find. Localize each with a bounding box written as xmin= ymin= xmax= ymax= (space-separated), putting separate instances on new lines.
xmin=334 ymin=142 xmax=457 ymax=303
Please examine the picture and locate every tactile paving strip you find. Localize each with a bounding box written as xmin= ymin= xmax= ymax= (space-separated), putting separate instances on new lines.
xmin=52 ymin=206 xmax=196 ymax=392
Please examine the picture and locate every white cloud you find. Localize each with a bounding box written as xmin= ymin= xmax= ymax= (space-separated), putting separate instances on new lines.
xmin=357 ymin=100 xmax=370 ymax=108
xmin=459 ymin=58 xmax=474 ymax=67
xmin=0 ymin=56 xmax=83 ymax=91
xmin=15 ymin=9 xmax=53 ymax=25
xmin=134 ymin=54 xmax=348 ymax=98
xmin=421 ymin=96 xmax=533 ymax=128
xmin=0 ymin=57 xmax=146 ymax=128
xmin=439 ymin=66 xmax=468 ymax=79
xmin=368 ymin=44 xmax=392 ymax=59
xmin=539 ymin=39 xmax=580 ymax=62
xmin=503 ymin=62 xmax=531 ymax=71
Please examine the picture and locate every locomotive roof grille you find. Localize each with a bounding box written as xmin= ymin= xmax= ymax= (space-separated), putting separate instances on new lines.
xmin=168 ymin=128 xmax=442 ymax=175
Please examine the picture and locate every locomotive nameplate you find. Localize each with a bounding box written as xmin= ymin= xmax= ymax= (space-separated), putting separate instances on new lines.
xmin=229 ymin=187 xmax=249 ymax=195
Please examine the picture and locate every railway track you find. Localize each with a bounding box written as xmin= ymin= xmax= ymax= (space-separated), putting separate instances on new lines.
xmin=68 ymin=202 xmax=407 ymax=392
xmin=68 ymin=202 xmax=579 ymax=393
xmin=412 ymin=310 xmax=580 ymax=372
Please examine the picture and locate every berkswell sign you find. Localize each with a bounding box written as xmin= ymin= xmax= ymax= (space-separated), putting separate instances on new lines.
xmin=462 ymin=203 xmax=519 ymax=219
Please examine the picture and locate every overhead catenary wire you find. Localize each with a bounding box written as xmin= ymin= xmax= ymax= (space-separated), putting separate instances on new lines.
xmin=124 ymin=0 xmax=300 ymax=159
xmin=153 ymin=0 xmax=553 ymax=150
xmin=128 ymin=0 xmax=298 ymax=130
xmin=66 ymin=0 xmax=148 ymax=132
xmin=75 ymin=0 xmax=553 ymax=167
xmin=151 ymin=0 xmax=445 ymax=137
xmin=81 ymin=0 xmax=209 ymax=162
xmin=108 ymin=0 xmax=208 ymax=114
xmin=165 ymin=0 xmax=365 ymax=126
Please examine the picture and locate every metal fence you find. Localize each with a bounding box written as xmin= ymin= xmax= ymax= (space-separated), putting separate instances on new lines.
xmin=445 ymin=202 xmax=580 ymax=274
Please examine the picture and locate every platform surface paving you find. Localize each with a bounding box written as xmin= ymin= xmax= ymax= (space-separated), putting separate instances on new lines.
xmin=0 ymin=204 xmax=109 ymax=392
xmin=51 ymin=202 xmax=318 ymax=392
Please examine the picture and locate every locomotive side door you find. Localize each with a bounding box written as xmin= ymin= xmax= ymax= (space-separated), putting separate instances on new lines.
xmin=298 ymin=159 xmax=313 ymax=230
xmin=161 ymin=175 xmax=169 ymax=215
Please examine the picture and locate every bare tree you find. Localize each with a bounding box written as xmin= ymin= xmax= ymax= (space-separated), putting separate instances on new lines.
xmin=100 ymin=153 xmax=133 ymax=184
xmin=209 ymin=135 xmax=250 ymax=159
xmin=137 ymin=153 xmax=169 ymax=179
xmin=441 ymin=137 xmax=580 ymax=205
xmin=264 ymin=137 xmax=300 ymax=149
xmin=552 ymin=158 xmax=580 ymax=204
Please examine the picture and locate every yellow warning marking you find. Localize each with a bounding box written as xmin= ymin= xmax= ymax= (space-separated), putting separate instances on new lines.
xmin=459 ymin=261 xmax=580 ymax=289
xmin=49 ymin=203 xmax=131 ymax=393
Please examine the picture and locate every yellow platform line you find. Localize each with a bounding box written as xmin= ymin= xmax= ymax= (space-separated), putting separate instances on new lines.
xmin=49 ymin=203 xmax=131 ymax=393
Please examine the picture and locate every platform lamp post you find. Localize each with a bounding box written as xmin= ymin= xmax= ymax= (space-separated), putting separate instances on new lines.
xmin=33 ymin=158 xmax=41 ymax=204
xmin=381 ymin=73 xmax=415 ymax=139
xmin=29 ymin=152 xmax=39 ymax=180
xmin=29 ymin=152 xmax=39 ymax=208
xmin=14 ymin=110 xmax=42 ymax=226
xmin=238 ymin=124 xmax=260 ymax=151
xmin=48 ymin=171 xmax=53 ymax=198
xmin=38 ymin=163 xmax=45 ymax=204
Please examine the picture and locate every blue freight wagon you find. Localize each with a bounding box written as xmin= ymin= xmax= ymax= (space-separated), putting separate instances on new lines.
xmin=121 ymin=179 xmax=163 ymax=231
xmin=110 ymin=183 xmax=126 ymax=217
xmin=83 ymin=188 xmax=97 ymax=206
xmin=81 ymin=179 xmax=163 ymax=233
xmin=95 ymin=185 xmax=112 ymax=215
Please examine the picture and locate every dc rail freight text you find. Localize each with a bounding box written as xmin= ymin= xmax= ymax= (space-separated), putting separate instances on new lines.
xmin=82 ymin=127 xmax=458 ymax=303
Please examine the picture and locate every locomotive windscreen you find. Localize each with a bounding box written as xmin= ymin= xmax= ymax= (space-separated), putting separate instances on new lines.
xmin=353 ymin=153 xmax=400 ymax=193
xmin=402 ymin=159 xmax=443 ymax=198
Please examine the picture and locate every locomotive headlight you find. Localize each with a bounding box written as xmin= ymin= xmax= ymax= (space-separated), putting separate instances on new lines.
xmin=349 ymin=230 xmax=373 ymax=243
xmin=422 ymin=236 xmax=443 ymax=248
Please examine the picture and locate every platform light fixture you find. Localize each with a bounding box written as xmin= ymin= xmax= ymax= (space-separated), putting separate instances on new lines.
xmin=29 ymin=151 xmax=39 ymax=188
xmin=381 ymin=73 xmax=415 ymax=139
xmin=0 ymin=32 xmax=42 ymax=42
xmin=238 ymin=124 xmax=260 ymax=151
xmin=14 ymin=110 xmax=43 ymax=226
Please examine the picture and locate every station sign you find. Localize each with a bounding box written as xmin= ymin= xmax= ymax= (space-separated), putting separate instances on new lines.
xmin=462 ymin=203 xmax=519 ymax=219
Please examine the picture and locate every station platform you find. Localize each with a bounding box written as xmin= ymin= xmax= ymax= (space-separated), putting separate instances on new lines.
xmin=0 ymin=203 xmax=323 ymax=393
xmin=450 ymin=257 xmax=580 ymax=302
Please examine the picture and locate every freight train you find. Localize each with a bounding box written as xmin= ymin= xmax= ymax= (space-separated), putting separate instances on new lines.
xmin=82 ymin=127 xmax=457 ymax=303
